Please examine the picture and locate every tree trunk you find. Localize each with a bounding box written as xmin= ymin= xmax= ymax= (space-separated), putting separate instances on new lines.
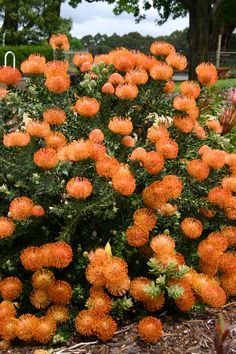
xmin=1 ymin=1 xmax=19 ymax=45
xmin=187 ymin=0 xmax=211 ymax=79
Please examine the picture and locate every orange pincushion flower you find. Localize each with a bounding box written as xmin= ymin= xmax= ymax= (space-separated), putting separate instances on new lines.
xmin=111 ymin=48 xmax=135 ymax=72
xmin=108 ymin=73 xmax=124 ymax=86
xmin=125 ymin=69 xmax=149 ymax=85
xmin=88 ymin=142 xmax=106 ymax=160
xmin=94 ymin=315 xmax=117 ymax=341
xmin=159 ymin=203 xmax=177 ymax=216
xmin=225 ymin=153 xmax=236 ymax=166
xmin=207 ymin=187 xmax=232 ymax=208
xmin=34 ymin=148 xmax=58 ymax=169
xmin=196 ymin=63 xmax=218 ymax=86
xmin=3 ymin=131 xmax=30 ymax=147
xmin=101 ymin=82 xmax=115 ymax=94
xmin=45 ymin=74 xmax=71 ymax=94
xmin=9 ymin=196 xmax=33 ymax=220
xmin=149 ymin=62 xmax=173 ymax=81
xmin=75 ymin=97 xmax=100 ymax=117
xmin=47 ymin=280 xmax=72 ymax=305
xmin=89 ymin=129 xmax=104 ymax=143
xmin=75 ymin=310 xmax=96 ymax=336
xmin=44 ymin=60 xmax=69 ymax=76
xmin=202 ymin=149 xmax=226 ymax=169
xmin=66 ymin=177 xmax=93 ymax=199
xmin=80 ymin=61 xmax=92 ymax=72
xmin=106 ymin=276 xmax=131 ymax=296
xmin=199 ymin=208 xmax=216 ymax=218
xmin=115 ymin=83 xmax=139 ymax=100
xmin=169 ymin=279 xmax=195 ymax=311
xmin=221 ymin=226 xmax=236 ymax=246
xmin=0 ymin=66 xmax=22 ymax=85
xmin=31 ymin=205 xmax=45 ymax=217
xmin=130 ymin=277 xmax=152 ymax=302
xmin=130 ymin=147 xmax=147 ymax=162
xmin=155 ymin=138 xmax=179 ymax=159
xmin=88 ymin=248 xmax=109 ymax=264
xmin=186 ymin=159 xmax=210 ymax=181
xmin=0 ymin=277 xmax=23 ymax=300
xmin=33 ymin=316 xmax=57 ymax=344
xmin=58 ymin=140 xmax=92 ymax=162
xmin=43 ymin=107 xmax=67 ymax=125
xmin=205 ymin=118 xmax=223 ymax=134
xmin=45 ymin=242 xmax=73 ymax=268
xmin=179 ymin=80 xmax=201 ymax=98
xmin=94 ymin=53 xmax=111 ymax=64
xmin=143 ymin=151 xmax=165 ymax=174
xmin=112 ymin=164 xmax=136 ymax=196
xmin=47 ymin=305 xmax=69 ymax=323
xmin=142 ymin=181 xmax=168 ymax=209
xmin=73 ymin=52 xmax=93 ymax=67
xmin=166 ymin=52 xmax=187 ymax=71
xmin=45 ymin=131 xmax=67 ymax=149
xmin=218 ymin=252 xmax=236 ymax=273
xmin=0 ymin=301 xmax=16 ymax=320
xmin=108 ymin=116 xmax=133 ymax=135
xmin=221 ymin=273 xmax=236 ymax=296
xmin=134 ymin=52 xmax=150 ymax=70
xmin=96 ymin=155 xmax=120 ymax=178
xmin=207 ymin=232 xmax=228 ymax=252
xmin=133 ymin=208 xmax=157 ymax=231
xmin=0 ymin=317 xmax=18 ymax=340
xmin=30 ymin=289 xmax=51 ymax=309
xmin=20 ymin=246 xmax=44 ymax=271
xmin=16 ymin=314 xmax=37 ymax=341
xmin=103 ymin=257 xmax=128 ymax=281
xmin=222 ymin=176 xmax=236 ymax=192
xmin=199 ymin=259 xmax=219 ymax=277
xmin=121 ymin=135 xmax=135 ymax=147
xmin=224 ymin=197 xmax=236 ymax=220
xmin=125 ymin=225 xmax=149 ymax=247
xmin=162 ymin=174 xmax=183 ymax=199
xmin=26 ymin=120 xmax=50 ymax=138
xmin=150 ymin=41 xmax=175 ymax=56
xmin=180 ymin=217 xmax=203 ymax=239
xmin=150 ymin=234 xmax=175 ymax=256
xmin=197 ymin=240 xmax=222 ymax=265
xmin=147 ymin=124 xmax=169 ymax=143
xmin=86 ymin=291 xmax=112 ymax=314
xmin=49 ymin=33 xmax=70 ymax=51
xmin=164 ymin=80 xmax=175 ymax=93
xmin=32 ymin=269 xmax=55 ymax=289
xmin=0 ymin=217 xmax=15 ymax=239
xmin=138 ymin=316 xmax=162 ymax=343
xmin=20 ymin=54 xmax=46 ymax=75
xmin=86 ymin=263 xmax=107 ymax=287
xmin=173 ymin=95 xmax=196 ymax=113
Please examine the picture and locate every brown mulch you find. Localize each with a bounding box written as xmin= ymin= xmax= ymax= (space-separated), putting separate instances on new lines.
xmin=2 ymin=302 xmax=236 ymax=354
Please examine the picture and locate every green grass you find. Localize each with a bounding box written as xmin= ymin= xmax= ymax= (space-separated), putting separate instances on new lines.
xmin=174 ymin=78 xmax=236 ymax=92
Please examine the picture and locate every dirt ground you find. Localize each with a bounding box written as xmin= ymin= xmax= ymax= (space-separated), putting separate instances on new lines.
xmin=2 ymin=302 xmax=236 ymax=354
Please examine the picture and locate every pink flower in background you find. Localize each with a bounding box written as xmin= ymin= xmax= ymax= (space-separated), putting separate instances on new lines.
xmin=228 ymin=88 xmax=236 ymax=107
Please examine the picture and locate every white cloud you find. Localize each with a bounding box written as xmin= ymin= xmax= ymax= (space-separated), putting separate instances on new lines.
xmin=61 ymin=1 xmax=189 ymax=38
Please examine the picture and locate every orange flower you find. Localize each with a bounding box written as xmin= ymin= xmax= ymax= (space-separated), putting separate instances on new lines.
xmin=179 ymin=80 xmax=201 ymax=99
xmin=105 ymin=276 xmax=130 ymax=296
xmin=221 ymin=226 xmax=236 ymax=246
xmin=26 ymin=120 xmax=51 ymax=138
xmin=86 ymin=263 xmax=107 ymax=287
xmin=134 ymin=52 xmax=150 ymax=70
xmin=31 ymin=205 xmax=45 ymax=217
xmin=222 ymin=176 xmax=236 ymax=192
xmin=142 ymin=181 xmax=168 ymax=209
xmin=149 ymin=62 xmax=173 ymax=81
xmin=121 ymin=135 xmax=135 ymax=147
xmin=163 ymin=80 xmax=175 ymax=93
xmin=129 ymin=147 xmax=147 ymax=161
xmin=108 ymin=72 xmax=124 ymax=86
xmin=218 ymin=252 xmax=236 ymax=273
xmin=155 ymin=138 xmax=179 ymax=159
xmin=49 ymin=33 xmax=70 ymax=51
xmin=44 ymin=242 xmax=73 ymax=269
xmin=47 ymin=280 xmax=72 ymax=305
xmin=59 ymin=139 xmax=92 ymax=162
xmin=196 ymin=63 xmax=218 ymax=86
xmin=33 ymin=316 xmax=57 ymax=344
xmin=224 ymin=196 xmax=236 ymax=220
xmin=138 ymin=316 xmax=162 ymax=343
xmin=166 ymin=52 xmax=187 ymax=71
xmin=0 ymin=217 xmax=15 ymax=239
xmin=20 ymin=246 xmax=44 ymax=271
xmin=133 ymin=208 xmax=157 ymax=231
xmin=186 ymin=159 xmax=210 ymax=181
xmin=43 ymin=107 xmax=67 ymax=125
xmin=144 ymin=293 xmax=165 ymax=312
xmin=75 ymin=97 xmax=100 ymax=117
xmin=202 ymin=149 xmax=226 ymax=169
xmin=16 ymin=314 xmax=37 ymax=341
xmin=221 ymin=273 xmax=236 ymax=296
xmin=207 ymin=232 xmax=228 ymax=252
xmin=44 ymin=61 xmax=69 ymax=76
xmin=103 ymin=257 xmax=128 ymax=282
xmin=0 ymin=88 xmax=9 ymax=98
xmin=162 ymin=174 xmax=183 ymax=199
xmin=86 ymin=291 xmax=112 ymax=314
xmin=3 ymin=131 xmax=30 ymax=147
xmin=21 ymin=54 xmax=46 ymax=75
xmin=96 ymin=155 xmax=120 ymax=178
xmin=34 ymin=148 xmax=58 ymax=169
xmin=173 ymin=95 xmax=196 ymax=112
xmin=207 ymin=187 xmax=232 ymax=208
xmin=193 ymin=121 xmax=207 ymax=139
xmin=150 ymin=234 xmax=175 ymax=256
xmin=94 ymin=315 xmax=117 ymax=341
xmin=130 ymin=277 xmax=151 ymax=302
xmin=125 ymin=225 xmax=149 ymax=247
xmin=101 ymin=82 xmax=115 ymax=94
xmin=199 ymin=208 xmax=216 ymax=218
xmin=66 ymin=177 xmax=93 ymax=199
xmin=205 ymin=118 xmax=223 ymax=134
xmin=89 ymin=129 xmax=104 ymax=142
xmin=0 ymin=66 xmax=22 ymax=85
xmin=199 ymin=259 xmax=219 ymax=277
xmin=159 ymin=203 xmax=177 ymax=216
xmin=112 ymin=164 xmax=136 ymax=196
xmin=45 ymin=74 xmax=71 ymax=94
xmin=111 ymin=48 xmax=135 ymax=71
xmin=225 ymin=153 xmax=236 ymax=166
xmin=0 ymin=317 xmax=18 ymax=341
xmin=108 ymin=116 xmax=133 ymax=135
xmin=45 ymin=131 xmax=67 ymax=149
xmin=9 ymin=196 xmax=33 ymax=220
xmin=115 ymin=83 xmax=139 ymax=100
xmin=0 ymin=277 xmax=22 ymax=300
xmin=32 ymin=269 xmax=55 ymax=289
xmin=80 ymin=61 xmax=92 ymax=72
xmin=88 ymin=248 xmax=109 ymax=264
xmin=180 ymin=218 xmax=203 ymax=239
xmin=0 ymin=301 xmax=16 ymax=320
xmin=198 ymin=240 xmax=222 ymax=265
xmin=125 ymin=69 xmax=149 ymax=85
xmin=30 ymin=289 xmax=51 ymax=309
xmin=173 ymin=114 xmax=194 ymax=134
xmin=90 ymin=141 xmax=106 ymax=160
xmin=94 ymin=54 xmax=111 ymax=65
xmin=75 ymin=310 xmax=96 ymax=336
xmin=73 ymin=52 xmax=93 ymax=67
xmin=147 ymin=124 xmax=169 ymax=143
xmin=143 ymin=151 xmax=165 ymax=174
xmin=47 ymin=305 xmax=69 ymax=323
xmin=170 ymin=278 xmax=195 ymax=311
xmin=150 ymin=41 xmax=175 ymax=56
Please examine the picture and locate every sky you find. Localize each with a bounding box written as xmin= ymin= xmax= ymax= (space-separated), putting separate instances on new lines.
xmin=61 ymin=1 xmax=189 ymax=38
